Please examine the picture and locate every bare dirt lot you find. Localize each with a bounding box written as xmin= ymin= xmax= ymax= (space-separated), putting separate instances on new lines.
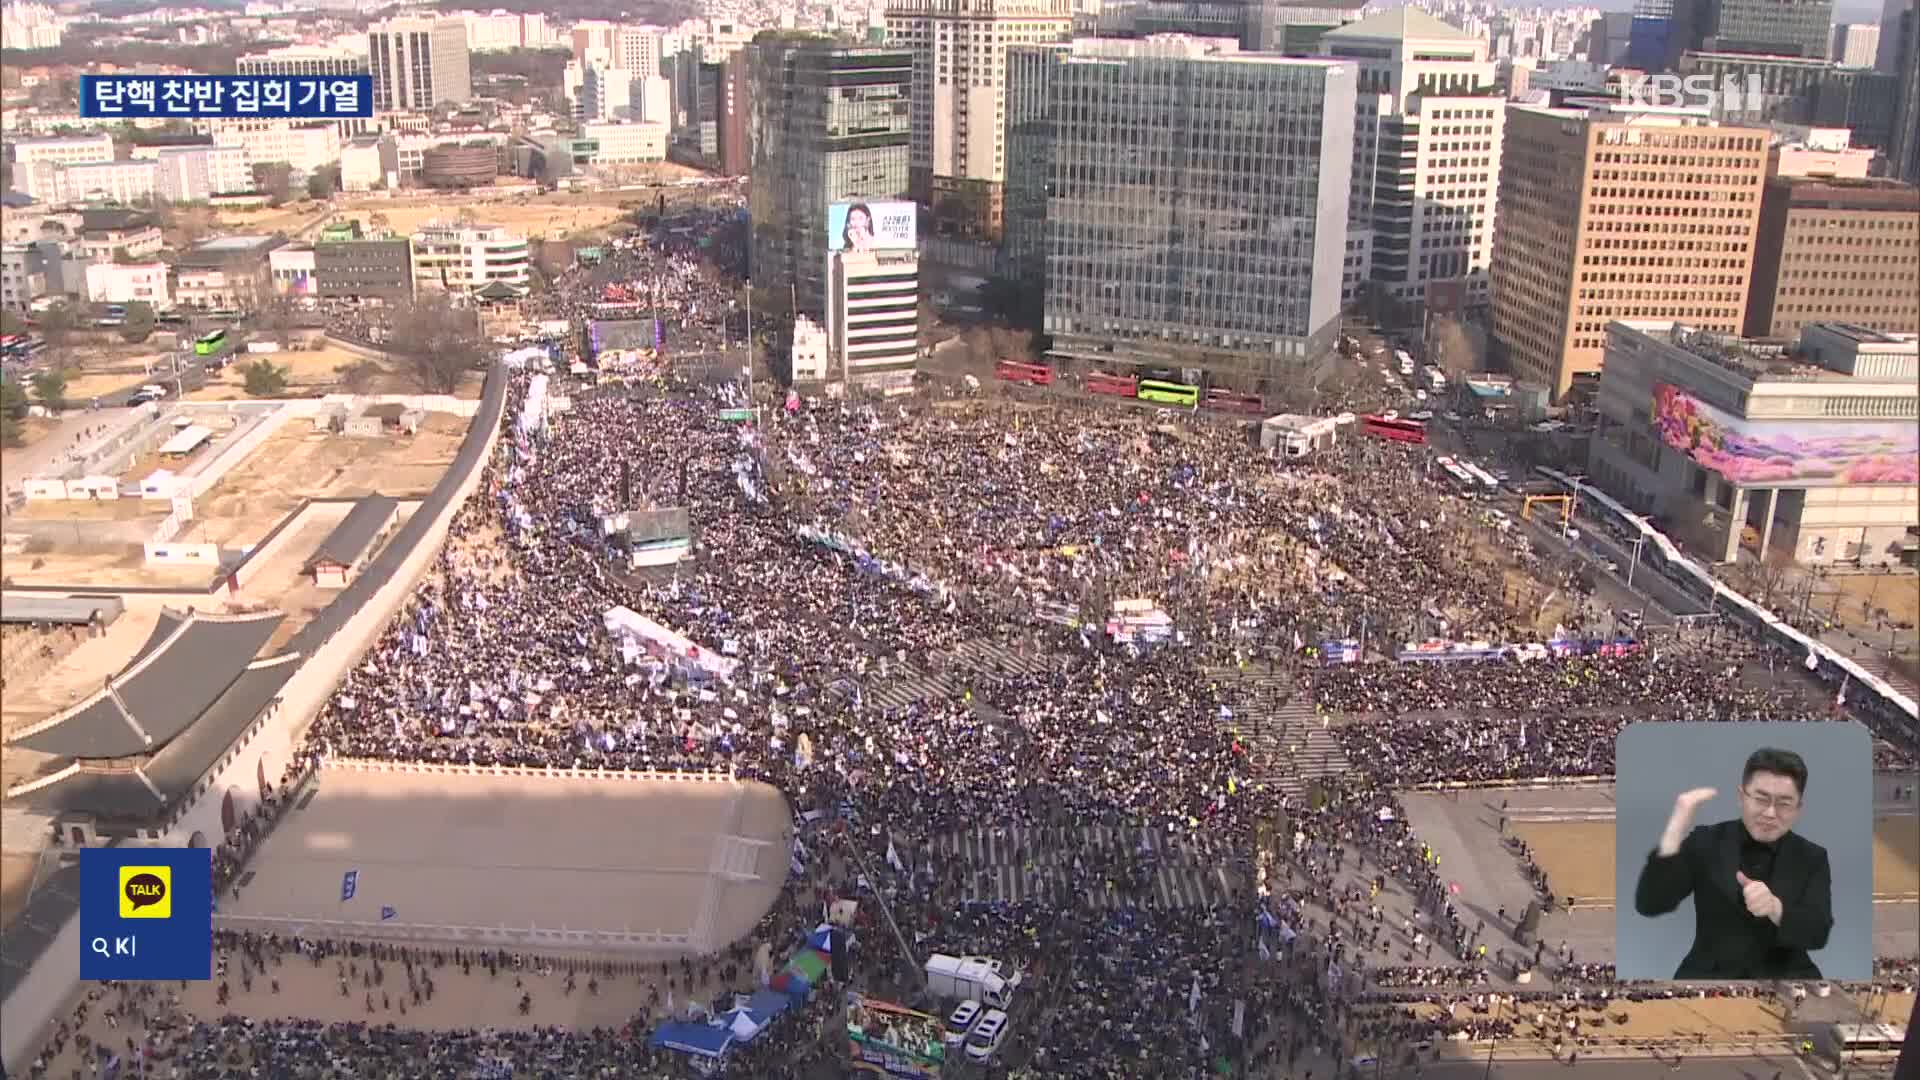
xmin=189 ymin=344 xmax=486 ymax=401
xmin=184 ymin=412 xmax=465 ymax=546
xmin=0 ymin=413 xmax=464 ymax=587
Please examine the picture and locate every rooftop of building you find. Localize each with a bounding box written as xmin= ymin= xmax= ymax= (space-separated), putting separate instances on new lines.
xmin=194 ymin=234 xmax=281 ymax=252
xmin=1770 ymin=174 xmax=1920 ymax=207
xmin=1323 ymin=7 xmax=1475 ymax=43
xmin=1620 ymin=321 xmax=1907 ymax=382
xmin=78 ymin=208 xmax=155 ymax=233
xmin=1807 ymin=322 xmax=1919 ymax=347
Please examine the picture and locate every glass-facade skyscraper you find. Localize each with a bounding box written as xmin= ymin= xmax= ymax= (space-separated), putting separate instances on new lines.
xmin=1015 ymin=38 xmax=1354 ymax=382
xmin=748 ymin=35 xmax=912 ymax=322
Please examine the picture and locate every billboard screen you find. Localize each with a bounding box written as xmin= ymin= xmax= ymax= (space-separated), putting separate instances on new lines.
xmin=827 ymin=201 xmax=916 ymax=253
xmin=588 ymin=318 xmax=663 ymax=355
xmin=1651 ymin=383 xmax=1919 ymax=486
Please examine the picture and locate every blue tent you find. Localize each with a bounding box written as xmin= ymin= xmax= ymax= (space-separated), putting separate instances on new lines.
xmin=746 ymin=989 xmax=794 ymax=1023
xmin=648 ymin=1021 xmax=733 ymax=1060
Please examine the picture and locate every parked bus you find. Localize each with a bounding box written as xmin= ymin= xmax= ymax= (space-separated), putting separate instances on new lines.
xmin=0 ymin=334 xmax=46 ymax=360
xmin=1203 ymin=387 xmax=1265 ymax=415
xmin=1360 ymin=414 xmax=1427 ymax=444
xmin=994 ymin=359 xmax=1054 ymax=386
xmin=194 ymin=329 xmax=230 ymax=356
xmin=1085 ymin=371 xmax=1138 ymax=397
xmin=1137 ymin=379 xmax=1199 ymax=406
xmin=1821 ymin=1023 xmax=1904 ymax=1065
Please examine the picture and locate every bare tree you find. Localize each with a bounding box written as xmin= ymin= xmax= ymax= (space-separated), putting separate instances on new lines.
xmin=386 ymin=294 xmax=486 ymax=394
xmin=255 ymin=297 xmax=298 ymax=347
xmin=1430 ymin=316 xmax=1480 ymax=377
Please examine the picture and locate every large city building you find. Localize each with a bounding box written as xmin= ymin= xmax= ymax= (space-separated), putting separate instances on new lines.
xmin=1322 ymin=8 xmax=1504 ymax=320
xmin=1024 ymin=38 xmax=1355 ymax=383
xmin=314 ymin=224 xmax=415 ymax=304
xmin=581 ymin=120 xmax=669 ymax=164
xmin=830 ymin=243 xmax=921 ymax=391
xmin=748 ymin=35 xmax=913 ymax=324
xmin=1667 ymin=0 xmax=1834 ymax=60
xmin=1744 ymin=175 xmax=1920 ymax=341
xmin=7 ymin=134 xmax=114 ymax=197
xmin=369 ymin=17 xmax=473 ymax=111
xmin=1487 ymin=101 xmax=1769 ymax=401
xmin=411 ymin=222 xmax=529 ymax=291
xmin=1891 ymin=0 xmax=1920 ymax=182
xmin=1588 ymin=320 xmax=1918 ymax=565
xmin=668 ymin=48 xmax=751 ymax=174
xmin=1831 ymin=22 xmax=1880 ymax=65
xmin=884 ymin=0 xmax=1074 ymax=240
xmin=205 ymin=123 xmax=341 ymax=176
xmin=237 ymin=47 xmax=373 ymax=137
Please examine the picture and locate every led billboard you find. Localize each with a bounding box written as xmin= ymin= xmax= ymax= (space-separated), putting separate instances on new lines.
xmin=827 ymin=201 xmax=917 ymax=253
xmin=1651 ymin=383 xmax=1919 ymax=486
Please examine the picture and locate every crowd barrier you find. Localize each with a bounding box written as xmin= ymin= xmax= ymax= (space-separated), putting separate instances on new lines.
xmin=1408 ymin=775 xmax=1613 ymax=792
xmin=319 ymin=758 xmax=738 ymax=784
xmin=211 ymin=914 xmax=694 ymax=953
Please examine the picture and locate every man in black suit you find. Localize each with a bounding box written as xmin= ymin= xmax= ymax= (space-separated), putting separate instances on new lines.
xmin=1633 ymin=747 xmax=1833 ymax=979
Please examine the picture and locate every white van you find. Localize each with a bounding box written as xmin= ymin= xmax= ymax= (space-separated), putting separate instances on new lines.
xmin=944 ymin=1000 xmax=984 ymax=1047
xmin=965 ymin=1009 xmax=1010 ymax=1062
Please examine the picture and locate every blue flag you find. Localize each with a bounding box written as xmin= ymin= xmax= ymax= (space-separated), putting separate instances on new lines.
xmin=380 ymin=906 xmax=397 ymax=921
xmin=341 ymin=870 xmax=358 ymax=902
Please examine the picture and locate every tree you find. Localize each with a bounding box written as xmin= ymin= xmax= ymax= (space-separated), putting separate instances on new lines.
xmin=385 ymin=294 xmax=486 ymax=394
xmin=306 ymin=165 xmax=340 ymax=201
xmin=254 ymin=297 xmax=298 ymax=347
xmin=251 ymin=161 xmax=294 ymax=207
xmin=36 ymin=301 xmax=77 ymax=346
xmin=29 ymin=368 xmax=68 ymax=410
xmin=241 ymin=358 xmax=290 ymax=396
xmin=0 ymin=309 xmax=26 ymax=336
xmin=120 ymin=301 xmax=155 ymax=343
xmin=335 ymin=359 xmax=383 ymax=394
xmin=0 ymin=379 xmax=28 ymax=447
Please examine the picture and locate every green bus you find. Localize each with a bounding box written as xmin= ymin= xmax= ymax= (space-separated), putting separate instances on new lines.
xmin=193 ymin=329 xmax=229 ymax=356
xmin=1137 ymin=379 xmax=1199 ymax=406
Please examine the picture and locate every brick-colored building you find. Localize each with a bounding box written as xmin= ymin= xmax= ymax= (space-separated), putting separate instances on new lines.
xmin=1488 ymin=101 xmax=1769 ymax=400
xmin=1744 ymin=175 xmax=1920 ymax=341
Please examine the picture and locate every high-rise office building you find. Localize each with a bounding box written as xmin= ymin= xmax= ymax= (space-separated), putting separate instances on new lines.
xmin=1002 ymin=42 xmax=1068 ymax=296
xmin=1323 ymin=8 xmax=1504 ymax=318
xmin=884 ymin=0 xmax=1073 ymax=241
xmin=1879 ymin=0 xmax=1914 ymax=70
xmin=749 ymin=34 xmax=912 ymax=324
xmin=1890 ymin=2 xmax=1920 ymax=181
xmin=1668 ymin=0 xmax=1834 ymax=60
xmin=368 ymin=17 xmax=472 ymax=112
xmin=1831 ymin=22 xmax=1880 ymax=65
xmin=1024 ymin=37 xmax=1354 ymax=381
xmin=1744 ymin=175 xmax=1920 ymax=340
xmin=1488 ymin=101 xmax=1769 ymax=400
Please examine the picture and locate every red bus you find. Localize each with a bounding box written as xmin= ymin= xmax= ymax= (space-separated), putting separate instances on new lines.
xmin=1360 ymin=414 xmax=1427 ymax=444
xmin=995 ymin=359 xmax=1054 ymax=386
xmin=1203 ymin=388 xmax=1265 ymax=415
xmin=1085 ymin=371 xmax=1139 ymax=397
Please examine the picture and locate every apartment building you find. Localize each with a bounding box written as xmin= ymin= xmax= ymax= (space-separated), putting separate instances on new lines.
xmin=581 ymin=120 xmax=668 ymax=164
xmin=1487 ymin=101 xmax=1769 ymax=400
xmin=8 ymin=133 xmax=114 ymax=197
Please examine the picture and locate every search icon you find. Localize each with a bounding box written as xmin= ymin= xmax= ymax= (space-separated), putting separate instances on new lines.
xmin=90 ymin=937 xmax=111 ymax=957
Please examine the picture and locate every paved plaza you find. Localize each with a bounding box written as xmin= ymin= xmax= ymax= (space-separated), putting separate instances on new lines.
xmin=219 ymin=768 xmax=791 ymax=954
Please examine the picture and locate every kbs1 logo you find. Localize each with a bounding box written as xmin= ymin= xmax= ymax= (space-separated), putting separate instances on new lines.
xmin=119 ymin=866 xmax=172 ymax=919
xmin=1619 ymin=73 xmax=1767 ymax=116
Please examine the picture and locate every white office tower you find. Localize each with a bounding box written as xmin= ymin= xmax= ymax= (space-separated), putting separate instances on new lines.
xmin=237 ymin=47 xmax=372 ymax=136
xmin=616 ymin=25 xmax=668 ymax=79
xmin=631 ymin=75 xmax=672 ymax=125
xmin=369 ymin=17 xmax=472 ymax=111
xmin=1324 ymin=8 xmax=1504 ymax=316
xmin=580 ymin=64 xmax=633 ymax=122
xmin=885 ymin=0 xmax=1073 ymax=239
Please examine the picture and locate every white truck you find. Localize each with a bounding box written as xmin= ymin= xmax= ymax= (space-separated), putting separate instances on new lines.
xmin=924 ymin=954 xmax=1020 ymax=1009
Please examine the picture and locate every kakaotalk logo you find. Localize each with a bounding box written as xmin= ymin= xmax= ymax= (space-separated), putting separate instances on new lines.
xmin=119 ymin=866 xmax=172 ymax=919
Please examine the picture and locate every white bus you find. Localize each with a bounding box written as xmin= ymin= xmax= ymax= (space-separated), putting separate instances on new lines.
xmin=1824 ymin=1022 xmax=1904 ymax=1064
xmin=1394 ymin=349 xmax=1414 ymax=376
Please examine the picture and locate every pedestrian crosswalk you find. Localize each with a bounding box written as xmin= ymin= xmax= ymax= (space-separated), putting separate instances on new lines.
xmin=923 ymin=824 xmax=1235 ymax=910
xmin=852 ymin=637 xmax=1057 ymax=713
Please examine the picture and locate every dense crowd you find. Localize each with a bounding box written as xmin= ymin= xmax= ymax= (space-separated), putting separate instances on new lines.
xmin=35 ymin=206 xmax=1913 ymax=1079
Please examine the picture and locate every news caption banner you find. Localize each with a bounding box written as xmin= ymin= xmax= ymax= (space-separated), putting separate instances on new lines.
xmin=80 ymin=75 xmax=373 ymax=119
xmin=79 ymin=848 xmax=213 ymax=981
